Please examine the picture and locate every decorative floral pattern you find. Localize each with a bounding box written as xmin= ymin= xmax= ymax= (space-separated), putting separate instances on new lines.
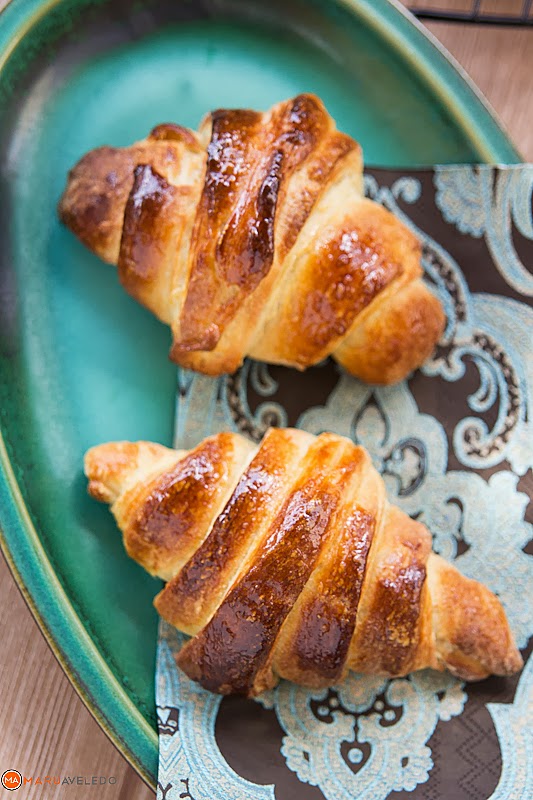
xmin=366 ymin=172 xmax=531 ymax=473
xmin=257 ymin=671 xmax=466 ymax=800
xmin=488 ymin=656 xmax=533 ymax=800
xmin=435 ymin=165 xmax=533 ymax=296
xmin=159 ymin=166 xmax=532 ymax=800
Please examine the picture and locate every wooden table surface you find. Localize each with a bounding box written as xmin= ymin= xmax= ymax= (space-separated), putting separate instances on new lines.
xmin=1 ymin=4 xmax=532 ymax=799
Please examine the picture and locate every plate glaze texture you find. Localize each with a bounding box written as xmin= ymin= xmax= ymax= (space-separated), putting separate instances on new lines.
xmin=0 ymin=0 xmax=520 ymax=785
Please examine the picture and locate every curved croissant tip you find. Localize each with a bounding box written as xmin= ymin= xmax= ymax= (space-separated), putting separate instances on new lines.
xmin=84 ymin=441 xmax=172 ymax=504
xmin=500 ymin=646 xmax=524 ymax=676
xmin=84 ymin=442 xmax=133 ymax=504
xmin=59 ymin=145 xmax=139 ymax=264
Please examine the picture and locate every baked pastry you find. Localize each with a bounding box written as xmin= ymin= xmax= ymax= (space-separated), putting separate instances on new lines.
xmin=85 ymin=428 xmax=522 ymax=696
xmin=60 ymin=94 xmax=445 ymax=384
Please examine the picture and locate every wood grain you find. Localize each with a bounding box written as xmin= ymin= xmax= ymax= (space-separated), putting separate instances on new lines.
xmin=420 ymin=21 xmax=533 ymax=160
xmin=0 ymin=553 xmax=155 ymax=799
xmin=0 ymin=4 xmax=531 ymax=797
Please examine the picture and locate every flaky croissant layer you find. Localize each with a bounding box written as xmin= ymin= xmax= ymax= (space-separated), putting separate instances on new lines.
xmin=85 ymin=429 xmax=521 ymax=696
xmin=60 ymin=94 xmax=445 ymax=383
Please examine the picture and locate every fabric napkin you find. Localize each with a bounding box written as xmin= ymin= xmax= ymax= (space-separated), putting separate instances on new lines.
xmin=155 ymin=165 xmax=533 ymax=800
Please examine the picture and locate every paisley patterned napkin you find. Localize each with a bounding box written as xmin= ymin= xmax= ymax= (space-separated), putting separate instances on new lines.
xmin=156 ymin=165 xmax=533 ymax=800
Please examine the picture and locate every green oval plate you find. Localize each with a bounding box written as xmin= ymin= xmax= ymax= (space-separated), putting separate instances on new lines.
xmin=0 ymin=0 xmax=520 ymax=788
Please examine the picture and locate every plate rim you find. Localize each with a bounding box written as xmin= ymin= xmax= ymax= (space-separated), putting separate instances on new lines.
xmin=0 ymin=0 xmax=522 ymax=789
xmin=0 ymin=436 xmax=159 ymax=787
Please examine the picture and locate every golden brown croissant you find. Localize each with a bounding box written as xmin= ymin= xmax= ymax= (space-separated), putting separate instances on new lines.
xmin=60 ymin=94 xmax=445 ymax=384
xmin=85 ymin=428 xmax=522 ymax=696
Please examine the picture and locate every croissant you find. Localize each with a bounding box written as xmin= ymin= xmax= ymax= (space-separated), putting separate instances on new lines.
xmin=85 ymin=428 xmax=521 ymax=696
xmin=60 ymin=94 xmax=445 ymax=384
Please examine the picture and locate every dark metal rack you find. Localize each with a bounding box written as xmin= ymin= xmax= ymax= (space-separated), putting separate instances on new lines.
xmin=410 ymin=0 xmax=533 ymax=25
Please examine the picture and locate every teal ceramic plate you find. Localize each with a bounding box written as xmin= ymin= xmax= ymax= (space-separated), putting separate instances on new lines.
xmin=0 ymin=0 xmax=520 ymax=787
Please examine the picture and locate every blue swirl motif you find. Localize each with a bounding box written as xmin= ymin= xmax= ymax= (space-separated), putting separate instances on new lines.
xmin=365 ymin=173 xmax=531 ymax=474
xmin=487 ymin=656 xmax=533 ymax=800
xmin=174 ymin=361 xmax=286 ymax=450
xmin=434 ymin=165 xmax=533 ymax=297
xmin=257 ymin=671 xmax=465 ymax=800
xmin=165 ymin=168 xmax=533 ymax=799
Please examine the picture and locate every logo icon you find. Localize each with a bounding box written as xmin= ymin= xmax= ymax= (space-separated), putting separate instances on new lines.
xmin=1 ymin=771 xmax=22 ymax=791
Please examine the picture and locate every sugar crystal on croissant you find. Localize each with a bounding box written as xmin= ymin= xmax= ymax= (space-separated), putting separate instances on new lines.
xmin=85 ymin=428 xmax=522 ymax=696
xmin=60 ymin=94 xmax=445 ymax=383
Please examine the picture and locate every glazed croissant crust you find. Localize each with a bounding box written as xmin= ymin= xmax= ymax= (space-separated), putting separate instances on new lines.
xmin=85 ymin=428 xmax=521 ymax=696
xmin=60 ymin=94 xmax=445 ymax=384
